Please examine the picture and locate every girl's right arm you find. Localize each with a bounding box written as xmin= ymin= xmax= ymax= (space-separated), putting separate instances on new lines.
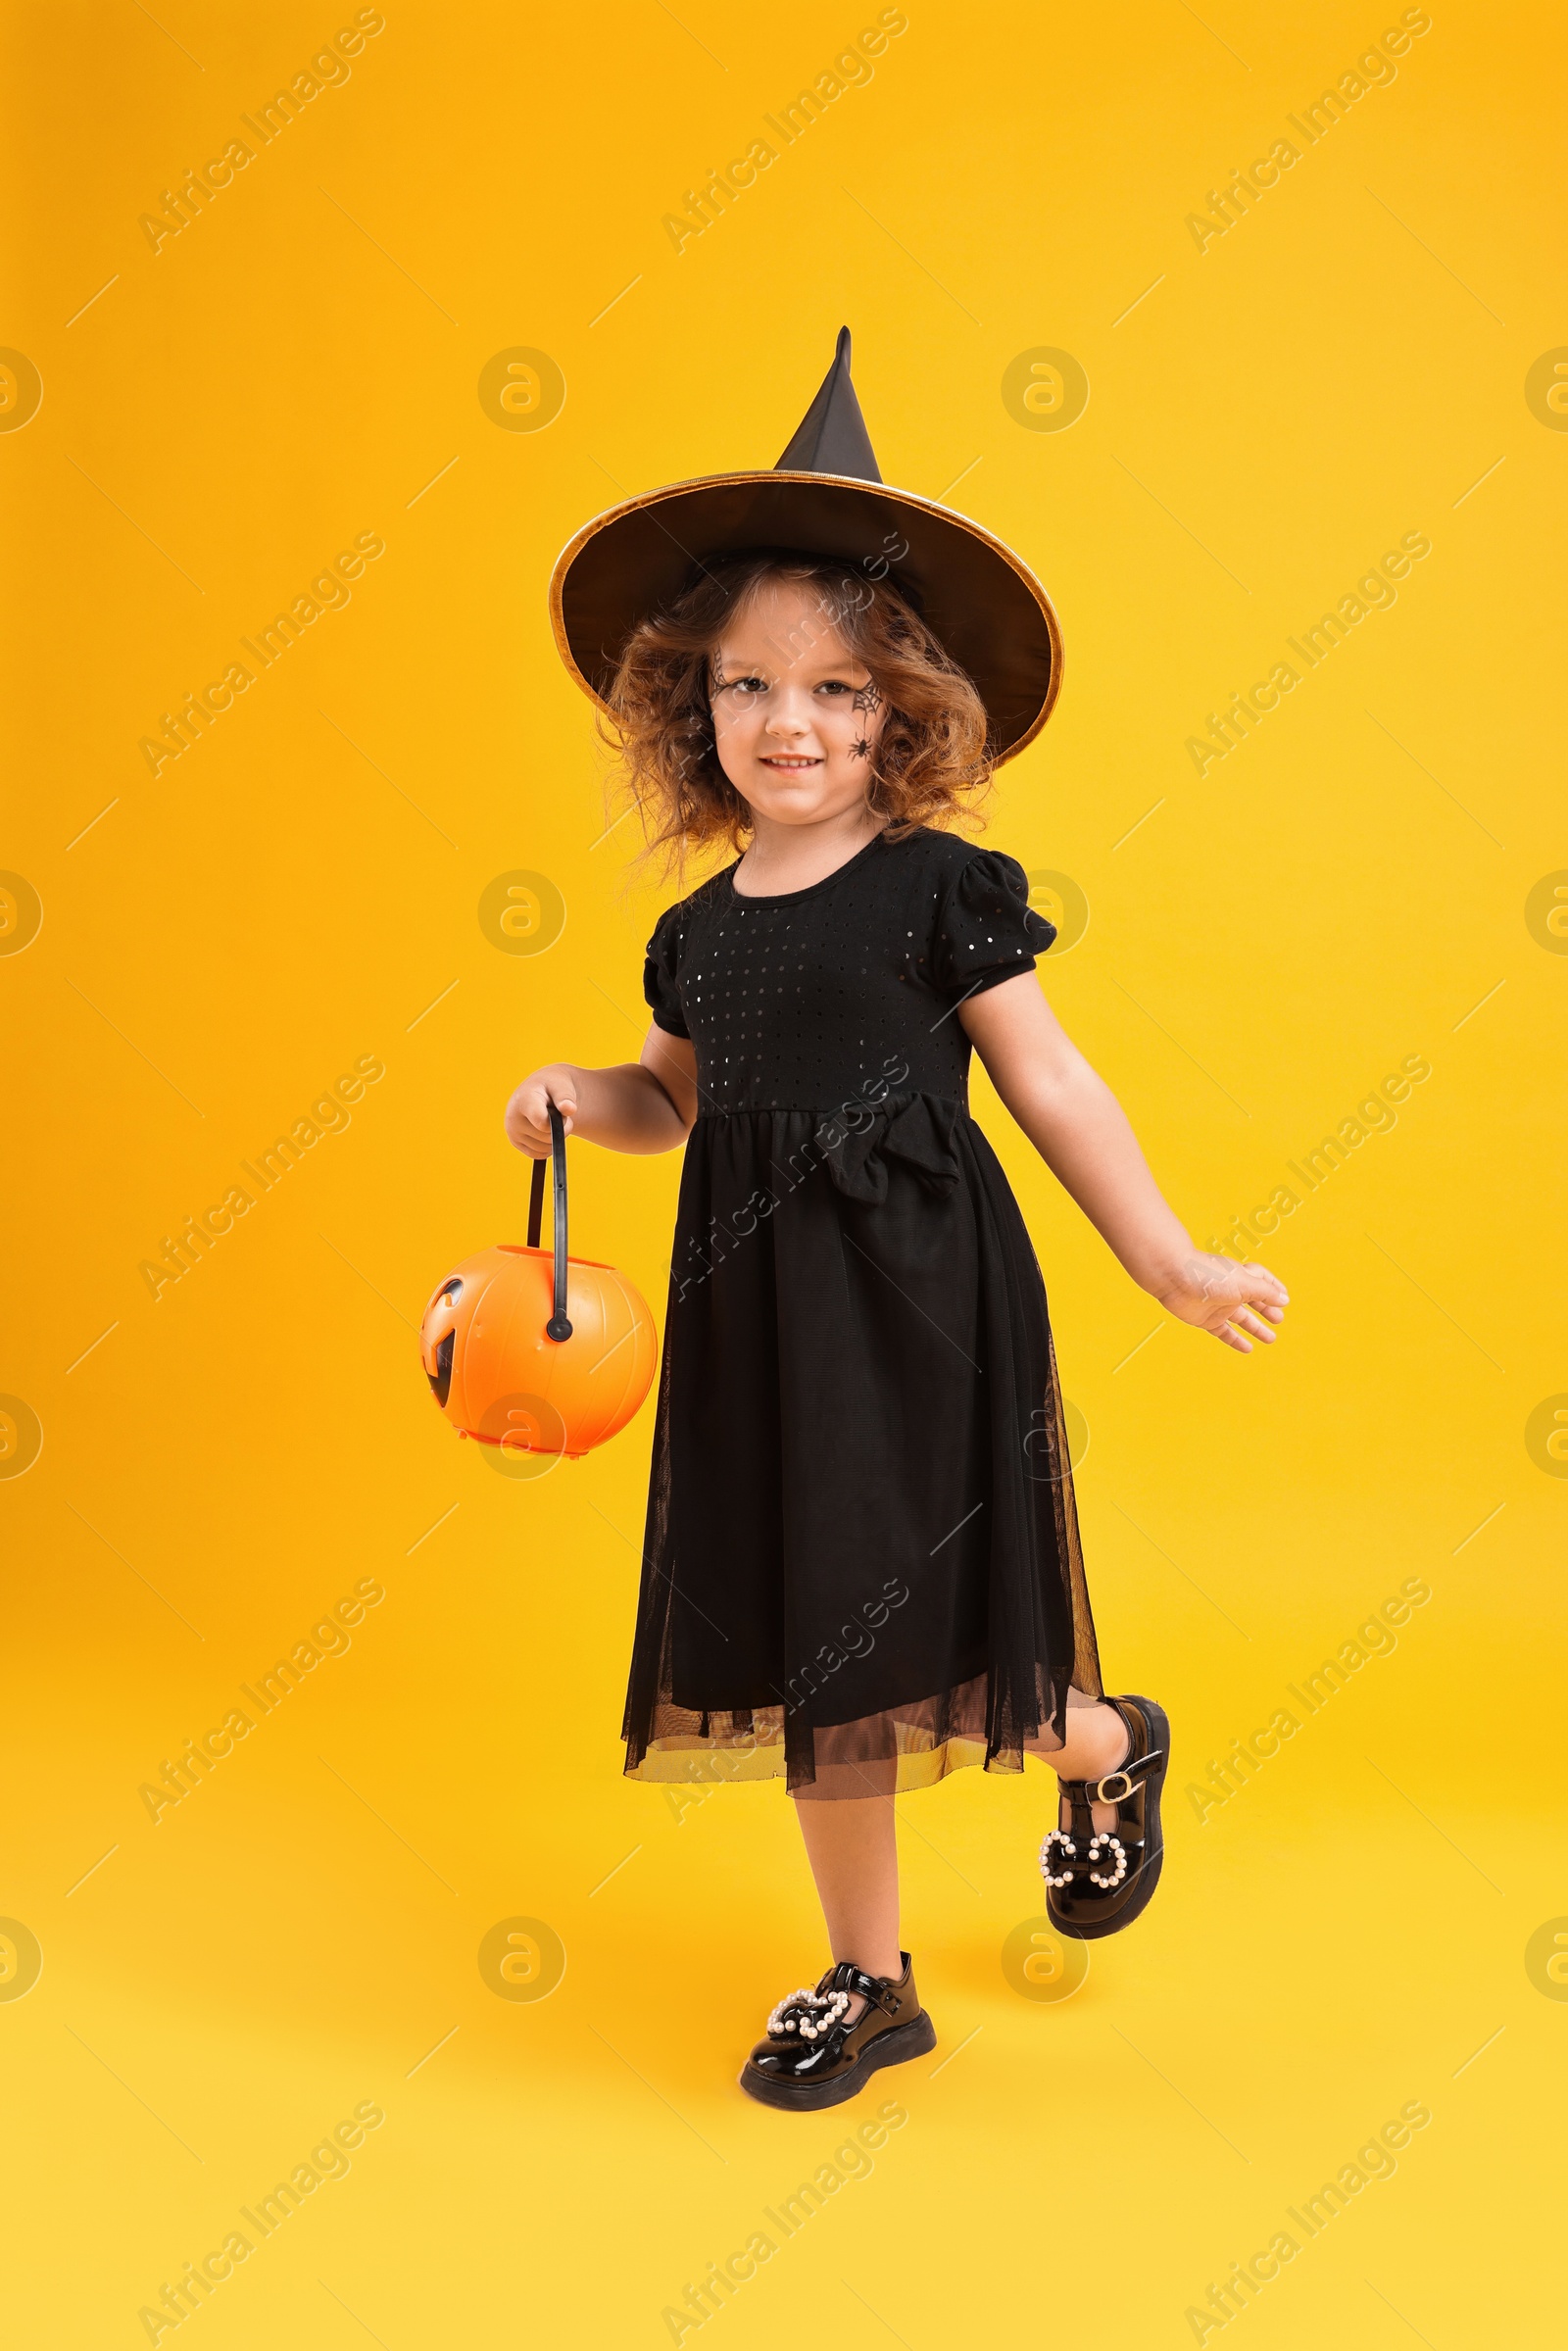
xmin=504 ymin=1029 xmax=699 ymax=1157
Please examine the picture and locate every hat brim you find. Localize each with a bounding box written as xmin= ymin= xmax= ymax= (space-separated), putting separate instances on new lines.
xmin=548 ymin=471 xmax=1062 ymax=765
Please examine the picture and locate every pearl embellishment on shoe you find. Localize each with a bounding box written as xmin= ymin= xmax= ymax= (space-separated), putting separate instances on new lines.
xmin=1040 ymin=1829 xmax=1077 ymax=1888
xmin=1041 ymin=1828 xmax=1129 ymax=1890
xmin=766 ymin=1984 xmax=854 ymax=2040
xmin=1087 ymin=1832 xmax=1127 ymax=1888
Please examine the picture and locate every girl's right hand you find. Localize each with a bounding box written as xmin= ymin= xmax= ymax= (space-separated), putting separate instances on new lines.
xmin=504 ymin=1066 xmax=578 ymax=1156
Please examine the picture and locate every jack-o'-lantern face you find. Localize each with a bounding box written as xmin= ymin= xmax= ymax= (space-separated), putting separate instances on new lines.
xmin=420 ymin=1277 xmax=464 ymax=1407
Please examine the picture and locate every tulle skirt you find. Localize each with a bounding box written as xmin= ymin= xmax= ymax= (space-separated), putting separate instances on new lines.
xmin=621 ymin=1093 xmax=1102 ymax=1798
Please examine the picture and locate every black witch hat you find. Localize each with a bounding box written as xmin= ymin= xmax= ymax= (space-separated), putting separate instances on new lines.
xmin=549 ymin=329 xmax=1062 ymax=764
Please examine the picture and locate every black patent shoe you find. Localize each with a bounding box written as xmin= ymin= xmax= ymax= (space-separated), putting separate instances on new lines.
xmin=739 ymin=1952 xmax=936 ymax=2111
xmin=1042 ymin=1693 xmax=1170 ymax=1941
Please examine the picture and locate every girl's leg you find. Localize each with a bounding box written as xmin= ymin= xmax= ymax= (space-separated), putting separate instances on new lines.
xmin=790 ymin=1791 xmax=902 ymax=2017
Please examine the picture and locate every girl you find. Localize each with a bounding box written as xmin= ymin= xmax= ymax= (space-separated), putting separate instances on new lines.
xmin=507 ymin=333 xmax=1288 ymax=2110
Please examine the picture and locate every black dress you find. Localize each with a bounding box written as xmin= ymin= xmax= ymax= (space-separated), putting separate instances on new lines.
xmin=626 ymin=822 xmax=1102 ymax=1799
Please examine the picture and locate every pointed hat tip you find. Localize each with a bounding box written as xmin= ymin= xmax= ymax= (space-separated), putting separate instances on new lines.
xmin=773 ymin=325 xmax=881 ymax=483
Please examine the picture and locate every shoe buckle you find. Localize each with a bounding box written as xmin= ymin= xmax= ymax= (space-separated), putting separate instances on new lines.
xmin=1094 ymin=1765 xmax=1138 ymax=1803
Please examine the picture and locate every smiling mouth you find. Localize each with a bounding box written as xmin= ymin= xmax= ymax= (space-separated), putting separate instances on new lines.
xmin=760 ymin=755 xmax=822 ymax=768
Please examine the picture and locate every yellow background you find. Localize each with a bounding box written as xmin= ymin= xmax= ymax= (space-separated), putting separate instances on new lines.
xmin=4 ymin=0 xmax=1564 ymax=2342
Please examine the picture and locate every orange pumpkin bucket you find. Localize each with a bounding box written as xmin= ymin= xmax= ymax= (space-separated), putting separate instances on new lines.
xmin=420 ymin=1105 xmax=658 ymax=1460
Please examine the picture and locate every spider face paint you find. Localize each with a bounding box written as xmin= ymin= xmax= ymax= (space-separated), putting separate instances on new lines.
xmin=850 ymin=677 xmax=882 ymax=759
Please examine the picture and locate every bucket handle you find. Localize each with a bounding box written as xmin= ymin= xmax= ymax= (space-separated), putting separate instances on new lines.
xmin=526 ymin=1102 xmax=573 ymax=1343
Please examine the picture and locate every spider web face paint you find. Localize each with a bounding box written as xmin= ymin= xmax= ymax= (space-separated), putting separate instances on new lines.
xmin=851 ymin=676 xmax=882 ymax=759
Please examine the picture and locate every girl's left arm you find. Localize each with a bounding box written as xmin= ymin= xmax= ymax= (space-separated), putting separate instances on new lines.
xmin=960 ymin=974 xmax=1289 ymax=1355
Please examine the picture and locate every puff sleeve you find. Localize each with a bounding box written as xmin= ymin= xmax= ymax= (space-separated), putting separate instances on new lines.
xmin=642 ymin=903 xmax=691 ymax=1038
xmin=932 ymin=850 xmax=1055 ymax=1004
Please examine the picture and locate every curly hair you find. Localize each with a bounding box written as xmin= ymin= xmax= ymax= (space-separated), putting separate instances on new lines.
xmin=601 ymin=549 xmax=996 ymax=893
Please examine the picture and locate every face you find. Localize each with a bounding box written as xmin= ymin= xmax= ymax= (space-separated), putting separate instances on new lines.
xmin=708 ymin=577 xmax=889 ymax=828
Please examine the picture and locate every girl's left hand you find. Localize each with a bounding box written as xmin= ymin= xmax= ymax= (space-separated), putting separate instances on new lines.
xmin=1154 ymin=1253 xmax=1290 ymax=1354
